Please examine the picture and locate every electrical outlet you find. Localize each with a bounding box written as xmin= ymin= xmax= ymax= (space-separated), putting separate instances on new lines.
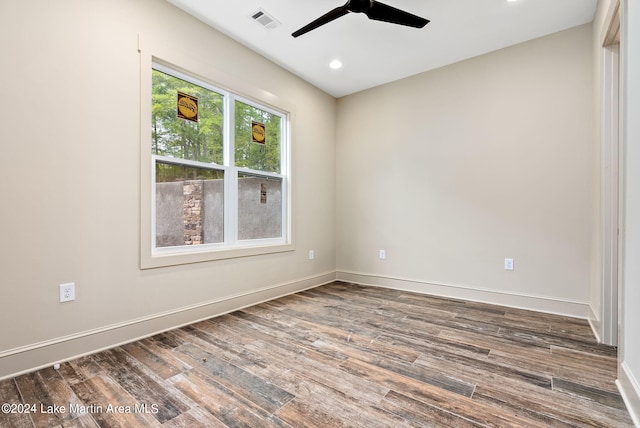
xmin=59 ymin=283 xmax=75 ymax=302
xmin=504 ymin=258 xmax=514 ymax=271
xmin=308 ymin=249 xmax=315 ymax=260
xmin=379 ymin=249 xmax=386 ymax=260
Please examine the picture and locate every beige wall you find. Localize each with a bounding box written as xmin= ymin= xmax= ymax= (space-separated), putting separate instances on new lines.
xmin=0 ymin=0 xmax=336 ymax=378
xmin=336 ymin=24 xmax=594 ymax=315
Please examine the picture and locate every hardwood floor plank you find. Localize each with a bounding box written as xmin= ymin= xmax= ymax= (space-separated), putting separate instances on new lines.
xmin=148 ymin=332 xmax=183 ymax=350
xmin=316 ymin=286 xmax=463 ymax=326
xmin=243 ymin=338 xmax=390 ymax=405
xmin=297 ymin=288 xmax=452 ymax=338
xmin=14 ymin=369 xmax=80 ymax=428
xmin=228 ymin=311 xmax=320 ymax=346
xmin=59 ymin=358 xmax=104 ymax=386
xmin=307 ymin=335 xmax=477 ymax=397
xmin=380 ymin=390 xmax=484 ymax=428
xmin=55 ymin=414 xmax=100 ymax=427
xmin=296 ymin=318 xmax=422 ymax=363
xmin=488 ymin=347 xmax=618 ymax=392
xmin=452 ymin=304 xmax=595 ymax=340
xmin=303 ymin=285 xmax=445 ymax=321
xmin=0 ymin=378 xmax=36 ymax=428
xmin=173 ymin=342 xmax=295 ymax=414
xmin=251 ymin=298 xmax=450 ymax=354
xmin=552 ymin=378 xmax=628 ymax=411
xmin=474 ymin=378 xmax=633 ymax=427
xmin=168 ymin=371 xmax=292 ymax=428
xmin=174 ymin=323 xmax=269 ymax=372
xmin=376 ymin=332 xmax=491 ymax=365
xmin=338 ymin=357 xmax=548 ymax=427
xmin=438 ymin=326 xmax=554 ymax=356
xmin=89 ymin=349 xmax=190 ymax=424
xmin=550 ymin=345 xmax=618 ymax=374
xmin=217 ymin=348 xmax=407 ymax=428
xmin=276 ymin=304 xmax=383 ymax=340
xmin=408 ymin=311 xmax=503 ymax=334
xmin=412 ymin=345 xmax=553 ymax=390
xmin=470 ymin=388 xmax=578 ymax=427
xmin=67 ymin=375 xmax=162 ymax=428
xmin=156 ymin=406 xmax=226 ymax=428
xmin=274 ymin=399 xmax=355 ymax=428
xmin=497 ymin=326 xmax=618 ymax=357
xmin=274 ymin=390 xmax=409 ymax=428
xmin=120 ymin=340 xmax=188 ymax=380
xmin=40 ymin=367 xmax=99 ymax=424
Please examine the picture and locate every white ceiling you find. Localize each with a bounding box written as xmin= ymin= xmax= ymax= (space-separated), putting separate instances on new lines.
xmin=166 ymin=0 xmax=597 ymax=98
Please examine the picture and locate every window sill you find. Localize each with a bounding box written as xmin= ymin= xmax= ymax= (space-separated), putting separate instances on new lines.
xmin=141 ymin=242 xmax=295 ymax=269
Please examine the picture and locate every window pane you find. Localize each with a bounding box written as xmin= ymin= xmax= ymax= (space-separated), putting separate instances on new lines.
xmin=155 ymin=162 xmax=224 ymax=247
xmin=152 ymin=69 xmax=224 ymax=164
xmin=237 ymin=173 xmax=282 ymax=240
xmin=235 ymin=101 xmax=281 ymax=173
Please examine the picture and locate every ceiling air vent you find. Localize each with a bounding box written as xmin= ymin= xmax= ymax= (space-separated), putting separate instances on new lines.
xmin=251 ymin=8 xmax=280 ymax=30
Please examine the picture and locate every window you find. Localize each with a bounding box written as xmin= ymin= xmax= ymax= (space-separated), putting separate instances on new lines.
xmin=141 ymin=59 xmax=291 ymax=268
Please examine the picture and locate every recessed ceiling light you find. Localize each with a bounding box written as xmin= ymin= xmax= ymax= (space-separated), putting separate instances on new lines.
xmin=329 ymin=59 xmax=343 ymax=69
xmin=506 ymin=0 xmax=517 ymax=2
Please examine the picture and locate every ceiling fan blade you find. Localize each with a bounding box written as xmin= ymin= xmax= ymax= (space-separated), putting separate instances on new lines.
xmin=292 ymin=6 xmax=350 ymax=38
xmin=366 ymin=1 xmax=429 ymax=28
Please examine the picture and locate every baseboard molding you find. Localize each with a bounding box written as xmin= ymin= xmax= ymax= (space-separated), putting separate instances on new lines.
xmin=0 ymin=271 xmax=336 ymax=381
xmin=589 ymin=304 xmax=603 ymax=343
xmin=618 ymin=361 xmax=640 ymax=427
xmin=337 ymin=270 xmax=589 ymax=319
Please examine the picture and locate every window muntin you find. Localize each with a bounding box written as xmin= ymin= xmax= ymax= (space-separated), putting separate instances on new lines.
xmin=150 ymin=63 xmax=288 ymax=258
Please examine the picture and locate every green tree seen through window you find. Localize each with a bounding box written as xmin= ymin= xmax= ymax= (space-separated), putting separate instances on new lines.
xmin=152 ymin=70 xmax=224 ymax=165
xmin=235 ymin=101 xmax=281 ymax=174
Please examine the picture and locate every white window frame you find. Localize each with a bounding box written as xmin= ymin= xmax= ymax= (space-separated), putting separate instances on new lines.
xmin=139 ymin=36 xmax=293 ymax=269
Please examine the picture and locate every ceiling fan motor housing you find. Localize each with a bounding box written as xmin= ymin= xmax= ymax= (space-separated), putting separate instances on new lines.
xmin=347 ymin=0 xmax=375 ymax=13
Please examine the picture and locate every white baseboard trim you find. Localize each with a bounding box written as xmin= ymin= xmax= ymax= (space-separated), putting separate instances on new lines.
xmin=337 ymin=270 xmax=589 ymax=319
xmin=589 ymin=304 xmax=603 ymax=343
xmin=618 ymin=361 xmax=640 ymax=427
xmin=0 ymin=271 xmax=336 ymax=381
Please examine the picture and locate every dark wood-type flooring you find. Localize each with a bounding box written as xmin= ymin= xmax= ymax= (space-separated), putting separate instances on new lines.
xmin=0 ymin=282 xmax=634 ymax=427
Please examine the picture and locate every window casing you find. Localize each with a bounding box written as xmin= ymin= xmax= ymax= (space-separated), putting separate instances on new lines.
xmin=140 ymin=50 xmax=292 ymax=268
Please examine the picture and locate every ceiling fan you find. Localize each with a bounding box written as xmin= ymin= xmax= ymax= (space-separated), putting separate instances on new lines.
xmin=292 ymin=0 xmax=429 ymax=38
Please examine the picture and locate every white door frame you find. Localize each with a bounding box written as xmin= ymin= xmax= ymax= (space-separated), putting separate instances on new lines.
xmin=600 ymin=0 xmax=621 ymax=346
